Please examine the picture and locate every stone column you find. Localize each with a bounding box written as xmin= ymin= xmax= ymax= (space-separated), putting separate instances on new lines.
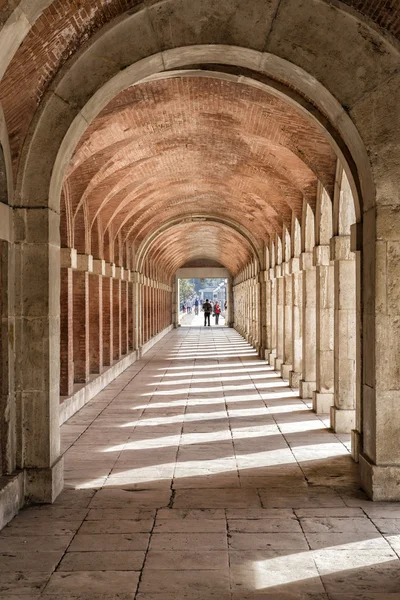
xmin=120 ymin=277 xmax=128 ymax=355
xmin=275 ymin=265 xmax=284 ymax=372
xmin=112 ymin=276 xmax=121 ymax=361
xmin=60 ymin=249 xmax=75 ymax=396
xmin=0 ymin=237 xmax=16 ymax=476
xmin=227 ymin=276 xmax=234 ymax=326
xmin=312 ymin=245 xmax=334 ymax=413
xmin=172 ymin=276 xmax=179 ymax=328
xmin=14 ymin=207 xmax=63 ymax=502
xmin=289 ymin=258 xmax=302 ymax=388
xmin=299 ymin=252 xmax=316 ymax=399
xmin=88 ymin=271 xmax=103 ymax=374
xmin=330 ymin=235 xmax=356 ymax=432
xmin=73 ymin=265 xmax=89 ymax=383
xmin=131 ymin=272 xmax=141 ymax=351
xmin=359 ymin=208 xmax=400 ymax=499
xmin=102 ymin=272 xmax=113 ymax=366
xmin=259 ymin=271 xmax=268 ymax=357
xmin=281 ymin=262 xmax=293 ymax=380
xmin=268 ymin=268 xmax=277 ymax=365
xmin=127 ymin=279 xmax=134 ymax=352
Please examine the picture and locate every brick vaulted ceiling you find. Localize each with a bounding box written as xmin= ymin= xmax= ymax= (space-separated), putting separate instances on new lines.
xmin=61 ymin=76 xmax=337 ymax=276
xmin=2 ymin=0 xmax=396 ymax=278
xmin=1 ymin=0 xmax=399 ymax=179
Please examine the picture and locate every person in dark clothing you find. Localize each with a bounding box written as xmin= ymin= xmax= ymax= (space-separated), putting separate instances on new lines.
xmin=202 ymin=299 xmax=212 ymax=326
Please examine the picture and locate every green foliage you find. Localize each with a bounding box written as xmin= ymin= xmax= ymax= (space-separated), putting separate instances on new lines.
xmin=179 ymin=279 xmax=195 ymax=303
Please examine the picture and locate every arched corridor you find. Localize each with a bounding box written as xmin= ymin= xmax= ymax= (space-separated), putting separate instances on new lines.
xmin=4 ymin=327 xmax=400 ymax=598
xmin=1 ymin=0 xmax=400 ymax=595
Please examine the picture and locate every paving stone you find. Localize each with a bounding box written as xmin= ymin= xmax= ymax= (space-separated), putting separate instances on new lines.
xmin=58 ymin=551 xmax=146 ymax=571
xmin=68 ymin=533 xmax=150 ymax=552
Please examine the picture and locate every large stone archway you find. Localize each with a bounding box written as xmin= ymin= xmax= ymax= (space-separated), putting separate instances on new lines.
xmin=0 ymin=1 xmax=399 ymax=527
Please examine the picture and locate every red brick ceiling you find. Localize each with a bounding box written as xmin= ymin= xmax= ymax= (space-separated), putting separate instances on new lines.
xmin=0 ymin=0 xmax=398 ymax=180
xmin=142 ymin=221 xmax=255 ymax=280
xmin=2 ymin=0 xmax=395 ymax=278
xmin=61 ymin=76 xmax=337 ymax=275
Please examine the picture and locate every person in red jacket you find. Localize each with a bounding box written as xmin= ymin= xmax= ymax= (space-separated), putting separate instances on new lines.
xmin=214 ymin=301 xmax=221 ymax=325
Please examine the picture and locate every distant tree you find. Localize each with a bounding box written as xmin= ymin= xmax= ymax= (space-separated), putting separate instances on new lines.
xmin=179 ymin=279 xmax=195 ymax=304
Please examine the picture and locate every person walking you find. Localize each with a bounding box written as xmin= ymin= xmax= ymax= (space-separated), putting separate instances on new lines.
xmin=214 ymin=301 xmax=221 ymax=325
xmin=194 ymin=298 xmax=199 ymax=315
xmin=202 ymin=298 xmax=212 ymax=327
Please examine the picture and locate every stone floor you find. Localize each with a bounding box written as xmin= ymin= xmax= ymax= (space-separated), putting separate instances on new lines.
xmin=180 ymin=310 xmax=226 ymax=327
xmin=1 ymin=328 xmax=400 ymax=599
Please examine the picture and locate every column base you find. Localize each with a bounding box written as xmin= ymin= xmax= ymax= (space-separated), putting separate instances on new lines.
xmin=330 ymin=406 xmax=356 ymax=433
xmin=351 ymin=429 xmax=362 ymax=463
xmin=312 ymin=392 xmax=333 ymax=414
xmin=360 ymin=453 xmax=400 ymax=501
xmin=274 ymin=357 xmax=283 ymax=372
xmin=268 ymin=352 xmax=276 ymax=366
xmin=0 ymin=472 xmax=24 ymax=530
xmin=299 ymin=380 xmax=316 ymax=399
xmin=281 ymin=363 xmax=292 ymax=381
xmin=289 ymin=371 xmax=301 ymax=388
xmin=24 ymin=456 xmax=64 ymax=504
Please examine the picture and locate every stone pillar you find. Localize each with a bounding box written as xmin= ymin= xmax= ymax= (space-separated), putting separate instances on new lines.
xmin=299 ymin=252 xmax=316 ymax=399
xmin=113 ymin=277 xmax=121 ymax=360
xmin=351 ymin=222 xmax=363 ymax=461
xmin=131 ymin=273 xmax=140 ymax=350
xmin=312 ymin=245 xmax=334 ymax=413
xmin=359 ymin=208 xmax=400 ymax=499
xmin=0 ymin=238 xmax=16 ymax=476
xmin=14 ymin=207 xmax=63 ymax=502
xmin=73 ymin=269 xmax=89 ymax=383
xmin=128 ymin=280 xmax=134 ymax=351
xmin=120 ymin=278 xmax=128 ymax=355
xmin=102 ymin=274 xmax=113 ymax=366
xmin=289 ymin=258 xmax=302 ymax=388
xmin=268 ymin=269 xmax=277 ymax=365
xmin=330 ymin=235 xmax=356 ymax=432
xmin=172 ymin=276 xmax=179 ymax=328
xmin=227 ymin=276 xmax=234 ymax=327
xmin=88 ymin=272 xmax=103 ymax=374
xmin=259 ymin=271 xmax=267 ymax=357
xmin=275 ymin=265 xmax=284 ymax=372
xmin=281 ymin=262 xmax=293 ymax=380
xmin=60 ymin=264 xmax=74 ymax=396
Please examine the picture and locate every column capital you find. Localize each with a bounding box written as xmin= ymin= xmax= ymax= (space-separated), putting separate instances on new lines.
xmin=114 ymin=266 xmax=125 ymax=280
xmin=300 ymin=251 xmax=314 ymax=271
xmin=60 ymin=247 xmax=77 ymax=269
xmin=330 ymin=235 xmax=353 ymax=261
xmin=76 ymin=253 xmax=93 ymax=273
xmin=313 ymin=244 xmax=330 ymax=267
xmin=290 ymin=257 xmax=300 ymax=273
xmin=129 ymin=271 xmax=139 ymax=283
xmin=105 ymin=262 xmax=115 ymax=278
xmin=283 ymin=261 xmax=291 ymax=276
xmin=92 ymin=258 xmax=106 ymax=275
xmin=275 ymin=264 xmax=283 ymax=278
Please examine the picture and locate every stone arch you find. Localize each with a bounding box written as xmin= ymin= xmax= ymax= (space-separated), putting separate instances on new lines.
xmin=136 ymin=216 xmax=263 ymax=277
xmin=4 ymin=1 xmax=400 ymax=507
xmin=17 ymin=42 xmax=381 ymax=217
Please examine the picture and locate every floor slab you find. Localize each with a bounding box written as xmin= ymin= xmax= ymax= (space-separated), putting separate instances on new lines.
xmin=1 ymin=327 xmax=400 ymax=598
